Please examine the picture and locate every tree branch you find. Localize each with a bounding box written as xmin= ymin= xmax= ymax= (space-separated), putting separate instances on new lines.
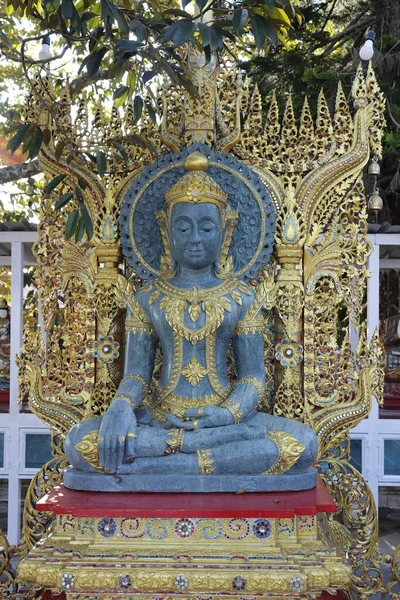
xmin=0 ymin=160 xmax=41 ymax=185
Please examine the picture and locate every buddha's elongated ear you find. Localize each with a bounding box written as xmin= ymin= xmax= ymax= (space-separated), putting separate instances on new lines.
xmin=216 ymin=210 xmax=238 ymax=279
xmin=156 ymin=211 xmax=176 ymax=277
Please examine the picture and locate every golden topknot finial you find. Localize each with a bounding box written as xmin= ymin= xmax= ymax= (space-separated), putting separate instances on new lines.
xmin=165 ymin=151 xmax=228 ymax=216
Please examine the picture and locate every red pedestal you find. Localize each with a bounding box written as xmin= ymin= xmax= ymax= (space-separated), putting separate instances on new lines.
xmin=38 ymin=475 xmax=337 ymax=518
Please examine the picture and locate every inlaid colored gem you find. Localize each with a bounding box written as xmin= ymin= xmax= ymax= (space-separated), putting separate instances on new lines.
xmin=61 ymin=573 xmax=75 ymax=589
xmin=175 ymin=518 xmax=195 ymax=538
xmin=120 ymin=574 xmax=132 ymax=588
xmin=97 ymin=517 xmax=117 ymax=537
xmin=290 ymin=575 xmax=304 ymax=592
xmin=252 ymin=519 xmax=271 ymax=538
xmin=175 ymin=575 xmax=189 ymax=590
xmin=232 ymin=575 xmax=246 ymax=590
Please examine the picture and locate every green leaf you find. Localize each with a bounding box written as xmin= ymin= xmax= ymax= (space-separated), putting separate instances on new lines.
xmin=142 ymin=70 xmax=155 ymax=85
xmin=55 ymin=141 xmax=65 ymax=160
xmin=7 ymin=123 xmax=30 ymax=154
xmin=114 ymin=141 xmax=129 ymax=163
xmin=75 ymin=216 xmax=85 ymax=242
xmin=250 ymin=13 xmax=276 ymax=49
xmin=81 ymin=11 xmax=98 ymax=21
xmin=96 ymin=150 xmax=107 ymax=177
xmin=115 ymin=39 xmax=142 ymax=61
xmin=0 ymin=30 xmax=12 ymax=48
xmin=145 ymin=100 xmax=157 ymax=124
xmin=265 ymin=0 xmax=277 ymax=8
xmin=44 ymin=0 xmax=60 ymax=13
xmin=129 ymin=19 xmax=145 ymax=43
xmin=44 ymin=173 xmax=67 ymax=194
xmin=55 ymin=191 xmax=73 ymax=210
xmin=80 ymin=202 xmax=94 ymax=239
xmin=162 ymin=19 xmax=197 ymax=47
xmin=134 ymin=95 xmax=143 ymax=123
xmin=232 ymin=8 xmax=248 ymax=33
xmin=198 ymin=22 xmax=211 ymax=47
xmin=28 ymin=127 xmax=43 ymax=159
xmin=113 ymin=85 xmax=129 ymax=99
xmin=209 ymin=27 xmax=223 ymax=51
xmin=86 ymin=47 xmax=108 ymax=77
xmin=162 ymin=8 xmax=192 ymax=18
xmin=75 ymin=186 xmax=84 ymax=203
xmin=66 ymin=209 xmax=80 ymax=240
xmin=61 ymin=0 xmax=74 ymax=20
xmin=195 ymin=0 xmax=207 ymax=11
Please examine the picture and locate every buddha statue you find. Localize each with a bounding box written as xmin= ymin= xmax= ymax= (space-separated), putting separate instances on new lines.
xmin=64 ymin=150 xmax=317 ymax=492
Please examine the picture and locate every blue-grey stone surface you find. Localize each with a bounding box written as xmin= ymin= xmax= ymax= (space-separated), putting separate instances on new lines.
xmin=64 ymin=466 xmax=317 ymax=493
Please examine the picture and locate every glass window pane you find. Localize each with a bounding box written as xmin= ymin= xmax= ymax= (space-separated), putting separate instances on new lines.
xmin=0 ymin=433 xmax=3 ymax=468
xmin=384 ymin=439 xmax=400 ymax=476
xmin=349 ymin=438 xmax=362 ymax=473
xmin=25 ymin=434 xmax=52 ymax=469
xmin=0 ymin=479 xmax=8 ymax=534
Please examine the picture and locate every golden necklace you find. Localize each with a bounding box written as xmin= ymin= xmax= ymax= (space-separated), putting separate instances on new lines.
xmin=150 ymin=277 xmax=251 ymax=345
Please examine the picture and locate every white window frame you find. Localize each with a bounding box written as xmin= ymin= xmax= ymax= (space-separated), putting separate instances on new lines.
xmin=350 ymin=433 xmax=367 ymax=476
xmin=19 ymin=428 xmax=52 ymax=476
xmin=379 ymin=433 xmax=400 ymax=484
xmin=0 ymin=428 xmax=8 ymax=475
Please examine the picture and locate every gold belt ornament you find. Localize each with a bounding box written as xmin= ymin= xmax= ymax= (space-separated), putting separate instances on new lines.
xmin=147 ymin=392 xmax=227 ymax=422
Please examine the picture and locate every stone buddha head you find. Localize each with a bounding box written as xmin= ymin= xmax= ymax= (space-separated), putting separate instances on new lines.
xmin=158 ymin=152 xmax=238 ymax=277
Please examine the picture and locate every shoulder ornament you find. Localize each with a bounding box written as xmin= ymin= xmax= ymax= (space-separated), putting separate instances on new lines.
xmin=235 ymin=275 xmax=275 ymax=335
xmin=115 ymin=276 xmax=155 ymax=335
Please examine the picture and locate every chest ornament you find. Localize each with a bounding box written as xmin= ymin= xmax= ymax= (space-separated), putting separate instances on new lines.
xmin=151 ymin=278 xmax=252 ymax=345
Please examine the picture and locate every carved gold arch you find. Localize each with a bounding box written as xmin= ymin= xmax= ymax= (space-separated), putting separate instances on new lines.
xmin=2 ymin=44 xmax=396 ymax=599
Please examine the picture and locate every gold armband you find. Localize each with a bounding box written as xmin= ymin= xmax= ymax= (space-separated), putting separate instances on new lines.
xmin=235 ymin=313 xmax=264 ymax=335
xmin=165 ymin=428 xmax=185 ymax=454
xmin=235 ymin=376 xmax=265 ymax=398
xmin=222 ymin=399 xmax=243 ymax=424
xmin=125 ymin=297 xmax=155 ymax=335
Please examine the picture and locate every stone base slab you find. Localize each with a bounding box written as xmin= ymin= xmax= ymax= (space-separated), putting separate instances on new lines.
xmin=63 ymin=466 xmax=317 ymax=492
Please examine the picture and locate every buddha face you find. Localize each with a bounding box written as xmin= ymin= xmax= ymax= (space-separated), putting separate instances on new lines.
xmin=169 ymin=202 xmax=223 ymax=271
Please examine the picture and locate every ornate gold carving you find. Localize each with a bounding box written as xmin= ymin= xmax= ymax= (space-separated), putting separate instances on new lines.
xmin=114 ymin=393 xmax=136 ymax=409
xmin=236 ymin=313 xmax=264 ymax=335
xmin=181 ymin=358 xmax=208 ymax=386
xmin=264 ymin=431 xmax=305 ymax=474
xmin=165 ymin=152 xmax=228 ymax=218
xmin=148 ymin=392 xmax=225 ymax=422
xmin=197 ymin=449 xmax=215 ymax=475
xmin=121 ymin=374 xmax=148 ymax=388
xmin=165 ymin=428 xmax=184 ymax=454
xmin=155 ymin=277 xmax=247 ymax=344
xmin=75 ymin=430 xmax=108 ymax=473
xmin=236 ymin=376 xmax=265 ymax=399
xmin=222 ymin=399 xmax=242 ymax=424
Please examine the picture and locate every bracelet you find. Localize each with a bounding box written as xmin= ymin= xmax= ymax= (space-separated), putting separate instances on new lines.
xmin=113 ymin=393 xmax=136 ymax=409
xmin=235 ymin=376 xmax=265 ymax=398
xmin=222 ymin=399 xmax=243 ymax=424
xmin=121 ymin=374 xmax=148 ymax=388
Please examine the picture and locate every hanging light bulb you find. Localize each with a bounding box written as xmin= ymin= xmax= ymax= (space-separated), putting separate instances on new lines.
xmin=359 ymin=31 xmax=375 ymax=61
xmin=39 ymin=34 xmax=52 ymax=61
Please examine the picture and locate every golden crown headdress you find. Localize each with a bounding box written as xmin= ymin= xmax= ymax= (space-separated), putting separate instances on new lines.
xmin=165 ymin=151 xmax=228 ymax=217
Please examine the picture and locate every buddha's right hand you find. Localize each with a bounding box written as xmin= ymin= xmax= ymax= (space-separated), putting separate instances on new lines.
xmin=98 ymin=399 xmax=137 ymax=473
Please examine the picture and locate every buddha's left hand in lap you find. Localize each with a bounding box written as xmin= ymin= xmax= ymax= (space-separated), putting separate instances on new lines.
xmin=165 ymin=406 xmax=233 ymax=430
